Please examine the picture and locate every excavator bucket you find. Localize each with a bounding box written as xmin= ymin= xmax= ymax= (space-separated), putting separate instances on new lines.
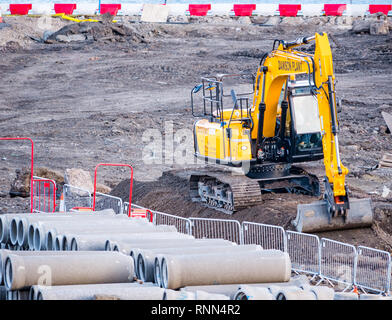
xmin=292 ymin=198 xmax=373 ymax=233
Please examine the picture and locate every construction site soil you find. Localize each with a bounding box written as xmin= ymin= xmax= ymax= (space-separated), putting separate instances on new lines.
xmin=0 ymin=15 xmax=391 ymax=251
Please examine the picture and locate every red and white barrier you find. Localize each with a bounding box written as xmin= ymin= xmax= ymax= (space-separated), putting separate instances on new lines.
xmin=1 ymin=3 xmax=390 ymax=17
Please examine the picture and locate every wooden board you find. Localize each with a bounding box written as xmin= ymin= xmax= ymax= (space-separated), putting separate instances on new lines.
xmin=141 ymin=4 xmax=169 ymax=23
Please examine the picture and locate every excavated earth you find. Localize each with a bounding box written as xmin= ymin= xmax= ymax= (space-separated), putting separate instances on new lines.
xmin=0 ymin=15 xmax=391 ymax=251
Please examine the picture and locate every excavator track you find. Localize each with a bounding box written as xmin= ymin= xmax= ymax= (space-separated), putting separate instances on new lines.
xmin=189 ymin=165 xmax=321 ymax=214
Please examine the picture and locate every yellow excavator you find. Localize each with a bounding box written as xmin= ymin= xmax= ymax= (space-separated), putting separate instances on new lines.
xmin=189 ymin=32 xmax=373 ymax=233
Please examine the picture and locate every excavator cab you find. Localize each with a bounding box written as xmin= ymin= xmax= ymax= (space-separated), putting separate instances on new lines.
xmin=285 ymin=80 xmax=324 ymax=163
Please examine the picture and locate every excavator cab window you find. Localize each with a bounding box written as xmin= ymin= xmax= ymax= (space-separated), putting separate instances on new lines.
xmin=289 ymin=90 xmax=323 ymax=162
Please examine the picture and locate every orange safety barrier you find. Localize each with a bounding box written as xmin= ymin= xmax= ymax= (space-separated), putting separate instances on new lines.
xmin=54 ymin=3 xmax=77 ymax=15
xmin=233 ymin=4 xmax=256 ymax=16
xmin=369 ymin=4 xmax=392 ymax=15
xmin=188 ymin=4 xmax=211 ymax=16
xmin=279 ymin=4 xmax=301 ymax=17
xmin=323 ymin=4 xmax=346 ymax=16
xmin=9 ymin=4 xmax=32 ymax=15
xmin=99 ymin=3 xmax=121 ymax=15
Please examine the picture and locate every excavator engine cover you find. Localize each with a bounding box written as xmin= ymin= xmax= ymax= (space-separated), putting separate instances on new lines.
xmin=292 ymin=198 xmax=373 ymax=233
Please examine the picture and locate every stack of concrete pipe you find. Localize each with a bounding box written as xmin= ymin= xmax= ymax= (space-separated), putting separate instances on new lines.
xmin=1 ymin=210 xmax=387 ymax=300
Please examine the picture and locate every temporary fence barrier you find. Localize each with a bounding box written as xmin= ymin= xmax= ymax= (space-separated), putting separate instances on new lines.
xmin=189 ymin=218 xmax=242 ymax=244
xmin=286 ymin=230 xmax=321 ymax=278
xmin=355 ymin=246 xmax=391 ymax=294
xmin=318 ymin=238 xmax=357 ymax=290
xmin=94 ymin=192 xmax=123 ymax=214
xmin=242 ymin=221 xmax=287 ymax=252
xmin=63 ymin=184 xmax=92 ymax=212
xmin=31 ymin=176 xmax=56 ymax=213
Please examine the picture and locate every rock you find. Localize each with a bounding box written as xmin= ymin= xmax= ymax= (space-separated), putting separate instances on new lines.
xmin=55 ymin=34 xmax=87 ymax=43
xmin=250 ymin=16 xmax=269 ymax=25
xmin=236 ymin=16 xmax=252 ymax=25
xmin=96 ymin=183 xmax=112 ymax=194
xmin=280 ymin=17 xmax=304 ymax=26
xmin=167 ymin=15 xmax=188 ymax=23
xmin=64 ymin=168 xmax=94 ymax=194
xmin=370 ymin=20 xmax=389 ymax=35
xmin=10 ymin=167 xmax=64 ymax=198
xmin=264 ymin=16 xmax=281 ymax=26
xmin=352 ymin=20 xmax=371 ymax=33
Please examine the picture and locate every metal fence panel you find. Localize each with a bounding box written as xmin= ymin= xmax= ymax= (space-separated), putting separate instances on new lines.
xmin=94 ymin=192 xmax=123 ymax=214
xmin=190 ymin=218 xmax=242 ymax=244
xmin=320 ymin=238 xmax=357 ymax=287
xmin=32 ymin=176 xmax=56 ymax=213
xmin=355 ymin=246 xmax=391 ymax=294
xmin=152 ymin=210 xmax=191 ymax=235
xmin=63 ymin=184 xmax=92 ymax=212
xmin=242 ymin=221 xmax=286 ymax=251
xmin=286 ymin=231 xmax=320 ymax=276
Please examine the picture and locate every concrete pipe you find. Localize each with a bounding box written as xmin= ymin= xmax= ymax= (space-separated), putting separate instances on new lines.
xmin=123 ymin=238 xmax=232 ymax=257
xmin=41 ymin=223 xmax=178 ymax=251
xmin=37 ymin=283 xmax=165 ymax=300
xmin=70 ymin=232 xmax=194 ymax=252
xmin=164 ymin=289 xmax=229 ymax=300
xmin=234 ymin=286 xmax=275 ymax=300
xmin=0 ymin=249 xmax=119 ymax=286
xmin=304 ymin=285 xmax=335 ymax=300
xmin=33 ymin=221 xmax=164 ymax=251
xmin=334 ymin=292 xmax=359 ymax=300
xmin=275 ymin=287 xmax=317 ymax=300
xmin=9 ymin=217 xmax=20 ymax=246
xmin=161 ymin=250 xmax=291 ymax=290
xmin=30 ymin=282 xmax=157 ymax=300
xmin=4 ymin=251 xmax=134 ymax=290
xmin=138 ymin=244 xmax=260 ymax=284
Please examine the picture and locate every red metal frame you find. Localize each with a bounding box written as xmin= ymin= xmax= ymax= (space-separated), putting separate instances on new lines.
xmin=92 ymin=163 xmax=133 ymax=217
xmin=99 ymin=4 xmax=121 ymax=15
xmin=32 ymin=178 xmax=56 ymax=213
xmin=0 ymin=137 xmax=34 ymax=213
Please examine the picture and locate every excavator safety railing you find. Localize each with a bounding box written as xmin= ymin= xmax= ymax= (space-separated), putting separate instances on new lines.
xmin=190 ymin=74 xmax=254 ymax=124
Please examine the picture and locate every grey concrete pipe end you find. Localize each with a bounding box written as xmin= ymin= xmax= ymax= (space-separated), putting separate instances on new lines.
xmin=27 ymin=224 xmax=37 ymax=250
xmin=0 ymin=216 xmax=9 ymax=244
xmin=104 ymin=240 xmax=112 ymax=251
xmin=46 ymin=230 xmax=58 ymax=251
xmin=33 ymin=226 xmax=46 ymax=251
xmin=9 ymin=218 xmax=19 ymax=246
xmin=17 ymin=218 xmax=28 ymax=247
xmin=234 ymin=286 xmax=274 ymax=300
xmin=154 ymin=256 xmax=162 ymax=287
xmin=137 ymin=254 xmax=146 ymax=282
xmin=70 ymin=238 xmax=77 ymax=251
xmin=62 ymin=236 xmax=69 ymax=251
xmin=54 ymin=236 xmax=62 ymax=251
xmin=4 ymin=255 xmax=26 ymax=291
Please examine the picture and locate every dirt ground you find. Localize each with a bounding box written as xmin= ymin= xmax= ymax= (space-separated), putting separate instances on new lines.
xmin=0 ymin=15 xmax=391 ymax=251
